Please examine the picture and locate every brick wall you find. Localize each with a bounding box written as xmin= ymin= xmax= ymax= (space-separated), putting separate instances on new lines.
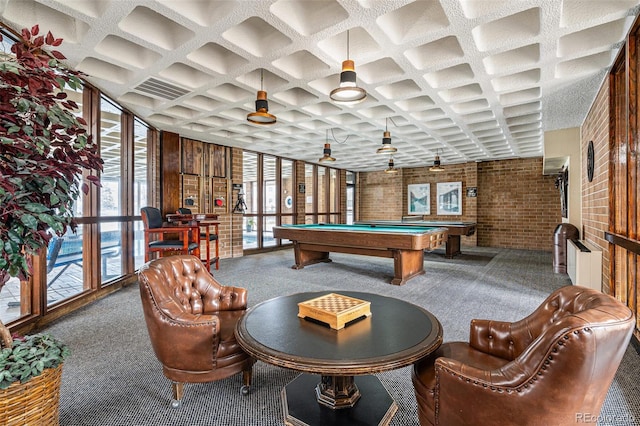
xmin=228 ymin=147 xmax=244 ymax=258
xmin=181 ymin=175 xmax=200 ymax=211
xmin=403 ymin=162 xmax=478 ymax=246
xmin=295 ymin=161 xmax=306 ymax=223
xmin=477 ymin=158 xmax=560 ymax=250
xmin=339 ymin=169 xmax=347 ymax=223
xmin=358 ymin=157 xmax=560 ymax=251
xmin=580 ymin=83 xmax=610 ymax=291
xmin=358 ymin=169 xmax=404 ymax=220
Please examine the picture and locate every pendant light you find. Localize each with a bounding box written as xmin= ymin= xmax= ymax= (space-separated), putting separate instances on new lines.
xmin=429 ymin=149 xmax=445 ymax=172
xmin=384 ymin=156 xmax=398 ymax=174
xmin=247 ymin=69 xmax=276 ymax=125
xmin=376 ymin=117 xmax=397 ymax=154
xmin=329 ymin=30 xmax=367 ymax=104
xmin=319 ymin=129 xmax=336 ymax=162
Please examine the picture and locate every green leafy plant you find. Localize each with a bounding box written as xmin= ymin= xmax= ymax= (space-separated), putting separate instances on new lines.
xmin=0 ymin=24 xmax=103 ymax=288
xmin=0 ymin=333 xmax=69 ymax=389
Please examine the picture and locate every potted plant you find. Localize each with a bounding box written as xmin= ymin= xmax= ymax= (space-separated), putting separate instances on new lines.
xmin=0 ymin=24 xmax=102 ymax=423
xmin=0 ymin=332 xmax=69 ymax=423
xmin=0 ymin=24 xmax=102 ymax=288
xmin=246 ymin=218 xmax=256 ymax=232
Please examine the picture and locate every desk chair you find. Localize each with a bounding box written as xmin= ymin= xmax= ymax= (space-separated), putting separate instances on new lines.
xmin=412 ymin=285 xmax=634 ymax=426
xmin=141 ymin=207 xmax=199 ymax=262
xmin=176 ymin=207 xmax=219 ymax=270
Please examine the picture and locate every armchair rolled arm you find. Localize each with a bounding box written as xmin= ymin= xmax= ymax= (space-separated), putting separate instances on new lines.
xmin=199 ymin=271 xmax=248 ymax=312
xmin=218 ymin=285 xmax=248 ymax=311
xmin=435 ymin=356 xmax=493 ymax=382
xmin=435 ymin=356 xmax=529 ymax=388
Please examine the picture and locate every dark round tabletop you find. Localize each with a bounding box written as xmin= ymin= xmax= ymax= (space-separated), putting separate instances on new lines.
xmin=235 ymin=291 xmax=442 ymax=376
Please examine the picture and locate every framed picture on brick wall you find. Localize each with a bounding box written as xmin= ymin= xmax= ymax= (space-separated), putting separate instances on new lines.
xmin=408 ymin=183 xmax=430 ymax=215
xmin=437 ymin=182 xmax=462 ymax=215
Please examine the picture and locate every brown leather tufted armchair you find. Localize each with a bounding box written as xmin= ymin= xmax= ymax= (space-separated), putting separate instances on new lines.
xmin=412 ymin=285 xmax=634 ymax=426
xmin=138 ymin=255 xmax=254 ymax=408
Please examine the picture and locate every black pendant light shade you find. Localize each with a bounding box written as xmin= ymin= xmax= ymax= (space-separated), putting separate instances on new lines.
xmin=377 ymin=118 xmax=397 ymax=154
xmin=429 ymin=149 xmax=445 ymax=172
xmin=330 ymin=30 xmax=366 ymax=104
xmin=319 ymin=142 xmax=336 ymax=162
xmin=385 ymin=156 xmax=398 ymax=174
xmin=247 ymin=69 xmax=276 ymax=125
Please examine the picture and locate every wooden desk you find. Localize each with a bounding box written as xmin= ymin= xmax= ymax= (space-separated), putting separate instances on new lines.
xmin=166 ymin=213 xmax=219 ymax=270
xmin=235 ymin=291 xmax=442 ymax=426
xmin=272 ymin=224 xmax=446 ymax=285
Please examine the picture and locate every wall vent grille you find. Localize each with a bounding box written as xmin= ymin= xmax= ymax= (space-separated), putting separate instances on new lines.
xmin=134 ymin=78 xmax=189 ymax=100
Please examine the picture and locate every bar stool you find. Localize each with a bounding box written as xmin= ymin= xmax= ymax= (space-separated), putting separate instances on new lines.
xmin=176 ymin=208 xmax=220 ymax=270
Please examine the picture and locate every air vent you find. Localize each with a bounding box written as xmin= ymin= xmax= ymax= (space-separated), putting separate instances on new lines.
xmin=134 ymin=77 xmax=189 ymax=100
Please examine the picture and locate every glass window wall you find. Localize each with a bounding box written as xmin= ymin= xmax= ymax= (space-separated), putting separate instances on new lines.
xmin=1 ymin=79 xmax=154 ymax=327
xmin=133 ymin=119 xmax=149 ymax=270
xmin=243 ymin=152 xmax=258 ymax=249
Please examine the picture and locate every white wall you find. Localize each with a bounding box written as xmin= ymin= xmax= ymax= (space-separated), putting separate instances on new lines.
xmin=543 ymin=128 xmax=581 ymax=231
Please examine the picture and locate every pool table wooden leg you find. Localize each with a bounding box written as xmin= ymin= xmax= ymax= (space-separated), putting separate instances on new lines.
xmin=391 ymin=249 xmax=425 ymax=285
xmin=292 ymin=242 xmax=332 ymax=269
xmin=445 ymin=235 xmax=462 ymax=258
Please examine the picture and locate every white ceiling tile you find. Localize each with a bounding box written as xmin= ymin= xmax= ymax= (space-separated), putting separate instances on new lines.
xmin=5 ymin=0 xmax=637 ymax=172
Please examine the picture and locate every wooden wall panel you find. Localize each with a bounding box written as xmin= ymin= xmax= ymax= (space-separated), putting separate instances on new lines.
xmin=181 ymin=138 xmax=203 ymax=175
xmin=207 ymin=144 xmax=226 ymax=177
xmin=161 ymin=131 xmax=181 ymax=216
xmin=601 ymin=19 xmax=640 ymax=342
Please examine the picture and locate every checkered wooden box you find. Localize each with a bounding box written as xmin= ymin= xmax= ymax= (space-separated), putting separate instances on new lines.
xmin=297 ymin=293 xmax=371 ymax=330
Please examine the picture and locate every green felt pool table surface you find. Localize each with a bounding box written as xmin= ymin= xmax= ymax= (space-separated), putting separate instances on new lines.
xmin=286 ymin=223 xmax=442 ymax=234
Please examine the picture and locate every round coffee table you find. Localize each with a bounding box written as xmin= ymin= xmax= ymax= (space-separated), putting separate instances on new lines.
xmin=235 ymin=291 xmax=442 ymax=426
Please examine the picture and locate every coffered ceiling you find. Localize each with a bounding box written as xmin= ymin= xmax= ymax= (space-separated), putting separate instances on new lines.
xmin=1 ymin=0 xmax=639 ymax=172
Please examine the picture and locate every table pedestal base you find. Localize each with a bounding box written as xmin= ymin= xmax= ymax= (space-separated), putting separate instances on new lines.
xmin=315 ymin=375 xmax=360 ymax=408
xmin=281 ymin=373 xmax=397 ymax=426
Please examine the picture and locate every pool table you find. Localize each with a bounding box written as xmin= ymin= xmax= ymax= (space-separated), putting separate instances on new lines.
xmin=272 ymin=224 xmax=447 ymax=285
xmin=356 ymin=219 xmax=476 ymax=259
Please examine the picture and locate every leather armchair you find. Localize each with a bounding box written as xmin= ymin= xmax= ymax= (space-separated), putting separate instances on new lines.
xmin=138 ymin=255 xmax=254 ymax=408
xmin=412 ymin=285 xmax=634 ymax=426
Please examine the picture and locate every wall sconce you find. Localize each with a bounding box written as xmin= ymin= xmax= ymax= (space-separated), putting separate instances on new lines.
xmin=247 ymin=68 xmax=276 ymax=125
xmin=376 ymin=117 xmax=397 ymax=154
xmin=329 ymin=30 xmax=367 ymax=104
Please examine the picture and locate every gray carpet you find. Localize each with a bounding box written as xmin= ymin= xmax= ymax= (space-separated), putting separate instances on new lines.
xmin=423 ymin=247 xmax=498 ymax=266
xmin=43 ymin=248 xmax=640 ymax=426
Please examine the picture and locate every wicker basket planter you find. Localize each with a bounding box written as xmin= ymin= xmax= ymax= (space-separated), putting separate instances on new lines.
xmin=0 ymin=319 xmax=67 ymax=426
xmin=0 ymin=363 xmax=63 ymax=425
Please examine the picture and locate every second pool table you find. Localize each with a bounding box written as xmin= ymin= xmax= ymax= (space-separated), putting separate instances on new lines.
xmin=272 ymin=224 xmax=447 ymax=285
xmin=356 ymin=219 xmax=476 ymax=258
